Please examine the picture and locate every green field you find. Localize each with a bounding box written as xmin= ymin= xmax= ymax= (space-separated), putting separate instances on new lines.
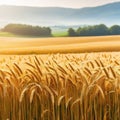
xmin=0 ymin=32 xmax=18 ymax=37
xmin=0 ymin=32 xmax=51 ymax=38
xmin=52 ymin=31 xmax=68 ymax=37
xmin=0 ymin=31 xmax=68 ymax=37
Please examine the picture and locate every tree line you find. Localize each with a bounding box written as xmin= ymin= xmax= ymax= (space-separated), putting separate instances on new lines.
xmin=68 ymin=24 xmax=120 ymax=36
xmin=2 ymin=24 xmax=52 ymax=36
xmin=2 ymin=23 xmax=120 ymax=37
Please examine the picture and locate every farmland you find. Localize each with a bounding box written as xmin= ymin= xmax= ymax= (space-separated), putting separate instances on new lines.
xmin=0 ymin=53 xmax=120 ymax=119
xmin=0 ymin=36 xmax=120 ymax=54
xmin=0 ymin=36 xmax=120 ymax=119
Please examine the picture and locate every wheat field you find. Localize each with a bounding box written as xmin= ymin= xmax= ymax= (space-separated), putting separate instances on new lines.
xmin=1 ymin=36 xmax=120 ymax=54
xmin=0 ymin=52 xmax=120 ymax=120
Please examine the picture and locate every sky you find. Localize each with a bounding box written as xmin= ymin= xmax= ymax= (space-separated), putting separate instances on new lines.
xmin=0 ymin=0 xmax=120 ymax=8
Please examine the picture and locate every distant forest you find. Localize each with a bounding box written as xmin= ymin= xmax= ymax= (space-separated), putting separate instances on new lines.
xmin=68 ymin=24 xmax=120 ymax=36
xmin=2 ymin=24 xmax=52 ymax=36
xmin=1 ymin=24 xmax=120 ymax=37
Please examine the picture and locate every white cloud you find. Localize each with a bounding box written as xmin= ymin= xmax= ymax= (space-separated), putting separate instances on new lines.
xmin=0 ymin=0 xmax=120 ymax=8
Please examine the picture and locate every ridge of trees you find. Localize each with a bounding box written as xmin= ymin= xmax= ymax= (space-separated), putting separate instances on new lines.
xmin=2 ymin=24 xmax=52 ymax=36
xmin=68 ymin=24 xmax=120 ymax=36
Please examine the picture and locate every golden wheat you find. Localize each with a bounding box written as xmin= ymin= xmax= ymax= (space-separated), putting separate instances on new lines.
xmin=0 ymin=53 xmax=120 ymax=120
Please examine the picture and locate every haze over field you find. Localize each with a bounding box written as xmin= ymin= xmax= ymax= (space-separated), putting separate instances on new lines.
xmin=0 ymin=1 xmax=120 ymax=27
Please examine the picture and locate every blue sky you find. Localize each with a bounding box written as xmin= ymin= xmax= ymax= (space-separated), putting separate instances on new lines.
xmin=0 ymin=0 xmax=120 ymax=8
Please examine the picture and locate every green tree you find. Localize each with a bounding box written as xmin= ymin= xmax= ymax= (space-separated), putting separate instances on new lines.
xmin=93 ymin=24 xmax=109 ymax=35
xmin=68 ymin=28 xmax=76 ymax=36
xmin=110 ymin=25 xmax=120 ymax=35
xmin=2 ymin=24 xmax=52 ymax=36
xmin=76 ymin=24 xmax=109 ymax=36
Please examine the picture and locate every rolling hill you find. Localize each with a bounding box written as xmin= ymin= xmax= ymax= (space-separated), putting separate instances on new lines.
xmin=0 ymin=2 xmax=120 ymax=27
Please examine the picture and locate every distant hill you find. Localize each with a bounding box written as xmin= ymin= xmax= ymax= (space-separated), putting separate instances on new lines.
xmin=0 ymin=2 xmax=120 ymax=27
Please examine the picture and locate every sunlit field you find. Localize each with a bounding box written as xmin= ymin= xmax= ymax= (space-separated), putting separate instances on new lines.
xmin=0 ymin=36 xmax=120 ymax=120
xmin=0 ymin=52 xmax=120 ymax=120
xmin=1 ymin=0 xmax=120 ymax=120
xmin=0 ymin=36 xmax=120 ymax=54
